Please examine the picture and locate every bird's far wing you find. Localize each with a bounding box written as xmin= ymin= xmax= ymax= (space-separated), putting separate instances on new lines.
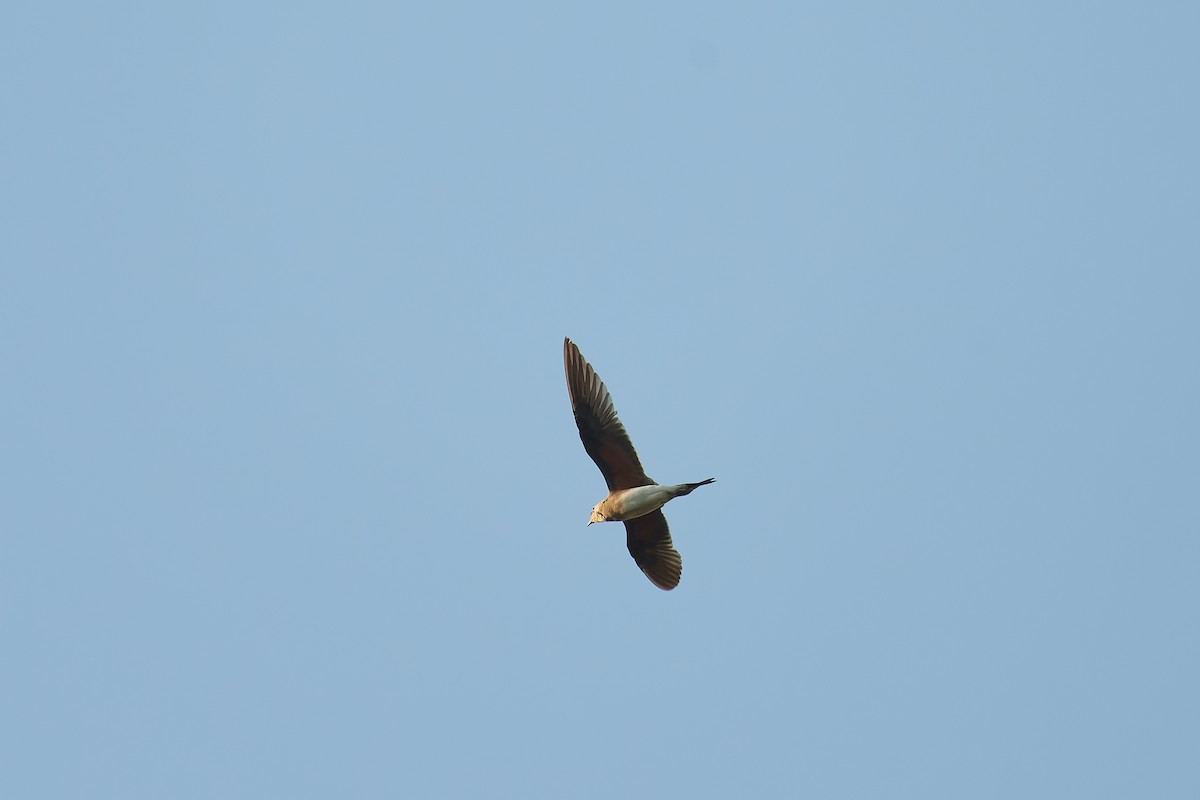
xmin=564 ymin=338 xmax=653 ymax=491
xmin=624 ymin=510 xmax=682 ymax=590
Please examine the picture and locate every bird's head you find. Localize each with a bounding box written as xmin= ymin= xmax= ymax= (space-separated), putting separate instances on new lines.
xmin=588 ymin=505 xmax=607 ymax=526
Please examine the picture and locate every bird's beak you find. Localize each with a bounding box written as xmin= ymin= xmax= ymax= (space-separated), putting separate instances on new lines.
xmin=587 ymin=520 xmax=594 ymax=526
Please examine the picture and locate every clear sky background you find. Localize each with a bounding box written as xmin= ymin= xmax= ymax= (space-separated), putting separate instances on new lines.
xmin=3 ymin=3 xmax=1197 ymax=798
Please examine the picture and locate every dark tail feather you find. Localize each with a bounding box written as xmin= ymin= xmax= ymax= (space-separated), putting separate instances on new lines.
xmin=675 ymin=478 xmax=716 ymax=497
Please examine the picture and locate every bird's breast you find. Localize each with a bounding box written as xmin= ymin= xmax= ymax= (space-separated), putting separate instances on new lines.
xmin=608 ymin=485 xmax=672 ymax=521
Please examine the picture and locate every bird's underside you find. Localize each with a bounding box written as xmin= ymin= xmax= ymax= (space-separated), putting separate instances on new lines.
xmin=563 ymin=337 xmax=714 ymax=590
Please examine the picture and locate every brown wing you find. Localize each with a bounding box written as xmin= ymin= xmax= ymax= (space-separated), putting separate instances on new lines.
xmin=564 ymin=338 xmax=653 ymax=491
xmin=625 ymin=510 xmax=682 ymax=590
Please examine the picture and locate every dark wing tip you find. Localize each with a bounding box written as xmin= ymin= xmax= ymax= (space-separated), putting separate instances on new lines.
xmin=563 ymin=338 xmax=651 ymax=491
xmin=639 ymin=549 xmax=682 ymax=591
xmin=626 ymin=511 xmax=682 ymax=591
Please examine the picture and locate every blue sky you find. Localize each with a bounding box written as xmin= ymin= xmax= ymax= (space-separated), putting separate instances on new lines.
xmin=3 ymin=2 xmax=1198 ymax=797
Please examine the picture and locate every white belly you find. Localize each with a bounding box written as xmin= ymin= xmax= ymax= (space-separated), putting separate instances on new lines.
xmin=610 ymin=485 xmax=674 ymax=520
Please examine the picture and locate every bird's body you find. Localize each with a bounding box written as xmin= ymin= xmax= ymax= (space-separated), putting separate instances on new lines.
xmin=589 ymin=480 xmax=717 ymax=524
xmin=563 ymin=337 xmax=715 ymax=590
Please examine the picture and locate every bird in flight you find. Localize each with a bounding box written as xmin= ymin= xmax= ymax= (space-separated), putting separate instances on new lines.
xmin=563 ymin=337 xmax=715 ymax=590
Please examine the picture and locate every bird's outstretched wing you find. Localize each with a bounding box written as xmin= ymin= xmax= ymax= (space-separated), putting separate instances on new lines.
xmin=625 ymin=510 xmax=682 ymax=590
xmin=564 ymin=338 xmax=654 ymax=491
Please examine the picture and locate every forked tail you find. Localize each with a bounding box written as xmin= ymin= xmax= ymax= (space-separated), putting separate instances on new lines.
xmin=673 ymin=478 xmax=716 ymax=497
